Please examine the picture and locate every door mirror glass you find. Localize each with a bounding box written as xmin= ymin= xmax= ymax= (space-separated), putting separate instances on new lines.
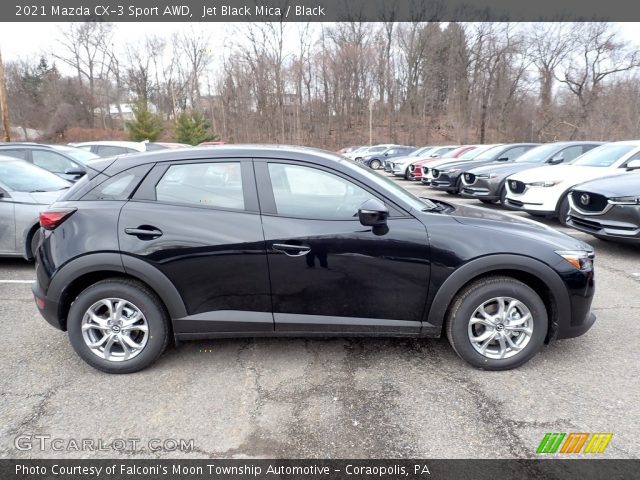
xmin=358 ymin=198 xmax=389 ymax=227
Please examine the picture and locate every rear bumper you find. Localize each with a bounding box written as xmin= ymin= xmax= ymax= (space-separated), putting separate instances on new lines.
xmin=32 ymin=283 xmax=64 ymax=331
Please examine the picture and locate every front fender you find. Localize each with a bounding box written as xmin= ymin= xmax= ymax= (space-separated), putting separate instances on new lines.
xmin=424 ymin=254 xmax=569 ymax=336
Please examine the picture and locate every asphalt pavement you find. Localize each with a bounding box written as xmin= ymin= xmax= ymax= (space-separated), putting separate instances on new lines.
xmin=0 ymin=176 xmax=638 ymax=459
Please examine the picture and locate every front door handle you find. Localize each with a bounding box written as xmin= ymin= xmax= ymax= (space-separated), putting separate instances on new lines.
xmin=272 ymin=243 xmax=311 ymax=257
xmin=124 ymin=226 xmax=163 ymax=239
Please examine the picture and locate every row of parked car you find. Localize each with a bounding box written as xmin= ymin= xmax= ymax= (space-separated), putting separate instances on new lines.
xmin=0 ymin=140 xmax=203 ymax=259
xmin=339 ymin=142 xmax=640 ymax=244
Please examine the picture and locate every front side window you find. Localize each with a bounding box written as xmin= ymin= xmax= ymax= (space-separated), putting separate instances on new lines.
xmin=156 ymin=162 xmax=244 ymax=210
xmin=268 ymin=163 xmax=377 ymax=219
xmin=31 ymin=150 xmax=77 ymax=173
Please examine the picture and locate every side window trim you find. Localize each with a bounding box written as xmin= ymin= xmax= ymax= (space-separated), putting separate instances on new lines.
xmin=132 ymin=158 xmax=259 ymax=213
xmin=253 ymin=158 xmax=407 ymax=219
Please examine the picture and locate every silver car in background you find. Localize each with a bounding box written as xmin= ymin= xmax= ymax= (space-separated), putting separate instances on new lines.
xmin=0 ymin=157 xmax=71 ymax=259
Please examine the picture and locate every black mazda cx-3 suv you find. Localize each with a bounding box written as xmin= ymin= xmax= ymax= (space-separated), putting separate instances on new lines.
xmin=32 ymin=145 xmax=596 ymax=373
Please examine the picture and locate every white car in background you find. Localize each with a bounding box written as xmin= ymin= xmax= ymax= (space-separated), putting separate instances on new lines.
xmin=69 ymin=140 xmax=186 ymax=157
xmin=390 ymin=145 xmax=459 ymax=177
xmin=505 ymin=141 xmax=640 ymax=224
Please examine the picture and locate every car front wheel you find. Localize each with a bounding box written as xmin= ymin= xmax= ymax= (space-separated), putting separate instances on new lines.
xmin=67 ymin=278 xmax=170 ymax=373
xmin=445 ymin=276 xmax=548 ymax=370
xmin=369 ymin=159 xmax=381 ymax=170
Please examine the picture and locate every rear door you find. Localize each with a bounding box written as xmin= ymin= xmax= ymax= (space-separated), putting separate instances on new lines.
xmin=120 ymin=158 xmax=272 ymax=334
xmin=255 ymin=159 xmax=431 ymax=334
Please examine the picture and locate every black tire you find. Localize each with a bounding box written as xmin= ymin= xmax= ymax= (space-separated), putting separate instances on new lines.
xmin=445 ymin=276 xmax=548 ymax=370
xmin=29 ymin=228 xmax=41 ymax=260
xmin=67 ymin=278 xmax=170 ymax=374
xmin=369 ymin=159 xmax=381 ymax=170
xmin=480 ymin=199 xmax=495 ymax=204
xmin=499 ymin=186 xmax=508 ymax=207
xmin=557 ymin=195 xmax=570 ymax=226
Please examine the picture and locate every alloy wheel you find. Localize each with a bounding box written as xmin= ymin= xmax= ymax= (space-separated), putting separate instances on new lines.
xmin=81 ymin=298 xmax=149 ymax=362
xmin=467 ymin=296 xmax=533 ymax=360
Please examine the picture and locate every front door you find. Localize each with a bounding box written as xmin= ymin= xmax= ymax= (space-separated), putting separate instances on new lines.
xmin=255 ymin=160 xmax=431 ymax=334
xmin=119 ymin=159 xmax=272 ymax=334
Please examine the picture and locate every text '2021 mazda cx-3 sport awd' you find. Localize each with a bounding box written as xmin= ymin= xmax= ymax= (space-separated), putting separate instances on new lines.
xmin=32 ymin=146 xmax=596 ymax=373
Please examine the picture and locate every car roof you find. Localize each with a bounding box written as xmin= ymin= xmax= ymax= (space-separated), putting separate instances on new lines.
xmin=70 ymin=140 xmax=146 ymax=148
xmin=0 ymin=143 xmax=54 ymax=149
xmin=100 ymin=144 xmax=348 ymax=173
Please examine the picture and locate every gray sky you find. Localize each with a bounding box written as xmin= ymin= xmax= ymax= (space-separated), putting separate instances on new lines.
xmin=2 ymin=21 xmax=640 ymax=65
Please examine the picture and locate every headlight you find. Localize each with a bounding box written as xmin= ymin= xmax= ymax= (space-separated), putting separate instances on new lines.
xmin=609 ymin=196 xmax=640 ymax=205
xmin=445 ymin=168 xmax=460 ymax=174
xmin=528 ymin=180 xmax=562 ymax=187
xmin=477 ymin=173 xmax=498 ymax=179
xmin=556 ymin=250 xmax=594 ymax=271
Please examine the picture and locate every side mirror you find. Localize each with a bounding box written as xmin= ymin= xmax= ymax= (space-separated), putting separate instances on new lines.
xmin=626 ymin=159 xmax=640 ymax=170
xmin=548 ymin=156 xmax=564 ymax=165
xmin=64 ymin=167 xmax=86 ymax=176
xmin=358 ymin=198 xmax=389 ymax=227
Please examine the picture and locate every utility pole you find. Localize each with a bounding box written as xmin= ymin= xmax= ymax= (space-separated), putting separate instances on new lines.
xmin=0 ymin=48 xmax=10 ymax=141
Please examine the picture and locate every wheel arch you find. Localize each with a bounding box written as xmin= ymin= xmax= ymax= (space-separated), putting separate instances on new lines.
xmin=425 ymin=254 xmax=568 ymax=342
xmin=49 ymin=253 xmax=187 ymax=330
xmin=23 ymin=222 xmax=41 ymax=260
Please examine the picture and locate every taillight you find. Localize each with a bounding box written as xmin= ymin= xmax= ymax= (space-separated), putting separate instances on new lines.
xmin=39 ymin=208 xmax=77 ymax=230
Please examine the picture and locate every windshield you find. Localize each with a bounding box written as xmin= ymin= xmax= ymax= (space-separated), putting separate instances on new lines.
xmin=571 ymin=144 xmax=636 ymax=167
xmin=411 ymin=147 xmax=433 ymax=157
xmin=514 ymin=143 xmax=562 ymax=163
xmin=0 ymin=160 xmax=70 ymax=192
xmin=366 ymin=146 xmax=386 ymax=154
xmin=52 ymin=146 xmax=100 ymax=164
xmin=472 ymin=145 xmax=506 ymax=161
xmin=340 ymin=158 xmax=437 ymax=211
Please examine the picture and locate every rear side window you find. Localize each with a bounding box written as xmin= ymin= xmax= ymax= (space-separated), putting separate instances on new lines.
xmin=82 ymin=165 xmax=151 ymax=201
xmin=155 ymin=162 xmax=244 ymax=210
xmin=0 ymin=148 xmax=27 ymax=160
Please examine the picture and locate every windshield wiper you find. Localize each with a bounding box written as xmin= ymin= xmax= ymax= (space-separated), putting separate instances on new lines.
xmin=29 ymin=189 xmax=47 ymax=193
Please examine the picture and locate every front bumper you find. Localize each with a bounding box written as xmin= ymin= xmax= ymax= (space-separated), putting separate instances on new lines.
xmin=505 ymin=182 xmax=566 ymax=213
xmin=460 ymin=177 xmax=501 ymax=200
xmin=430 ymin=173 xmax=461 ymax=192
xmin=567 ymin=204 xmax=640 ymax=242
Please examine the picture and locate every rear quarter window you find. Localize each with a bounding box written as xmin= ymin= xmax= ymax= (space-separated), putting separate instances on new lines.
xmin=81 ymin=165 xmax=152 ymax=201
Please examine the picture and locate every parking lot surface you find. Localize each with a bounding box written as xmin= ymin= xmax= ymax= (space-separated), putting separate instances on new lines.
xmin=1 ymin=176 xmax=638 ymax=459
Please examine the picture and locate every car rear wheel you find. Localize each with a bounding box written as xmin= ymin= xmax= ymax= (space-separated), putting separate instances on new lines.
xmin=67 ymin=278 xmax=170 ymax=373
xmin=369 ymin=159 xmax=381 ymax=170
xmin=445 ymin=276 xmax=547 ymax=370
xmin=29 ymin=229 xmax=41 ymax=260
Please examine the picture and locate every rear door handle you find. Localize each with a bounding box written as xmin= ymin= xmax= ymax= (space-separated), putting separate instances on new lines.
xmin=272 ymin=243 xmax=311 ymax=257
xmin=125 ymin=226 xmax=163 ymax=239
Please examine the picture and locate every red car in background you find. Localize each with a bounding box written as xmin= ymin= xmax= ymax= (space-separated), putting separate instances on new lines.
xmin=407 ymin=145 xmax=476 ymax=181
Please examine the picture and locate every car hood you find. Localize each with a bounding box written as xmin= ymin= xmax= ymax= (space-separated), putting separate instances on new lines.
xmin=509 ymin=164 xmax=621 ymax=183
xmin=572 ymin=172 xmax=640 ymax=197
xmin=448 ymin=203 xmax=592 ymax=251
xmin=391 ymin=155 xmax=416 ymax=164
xmin=466 ymin=162 xmax=541 ymax=176
xmin=434 ymin=158 xmax=510 ymax=171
